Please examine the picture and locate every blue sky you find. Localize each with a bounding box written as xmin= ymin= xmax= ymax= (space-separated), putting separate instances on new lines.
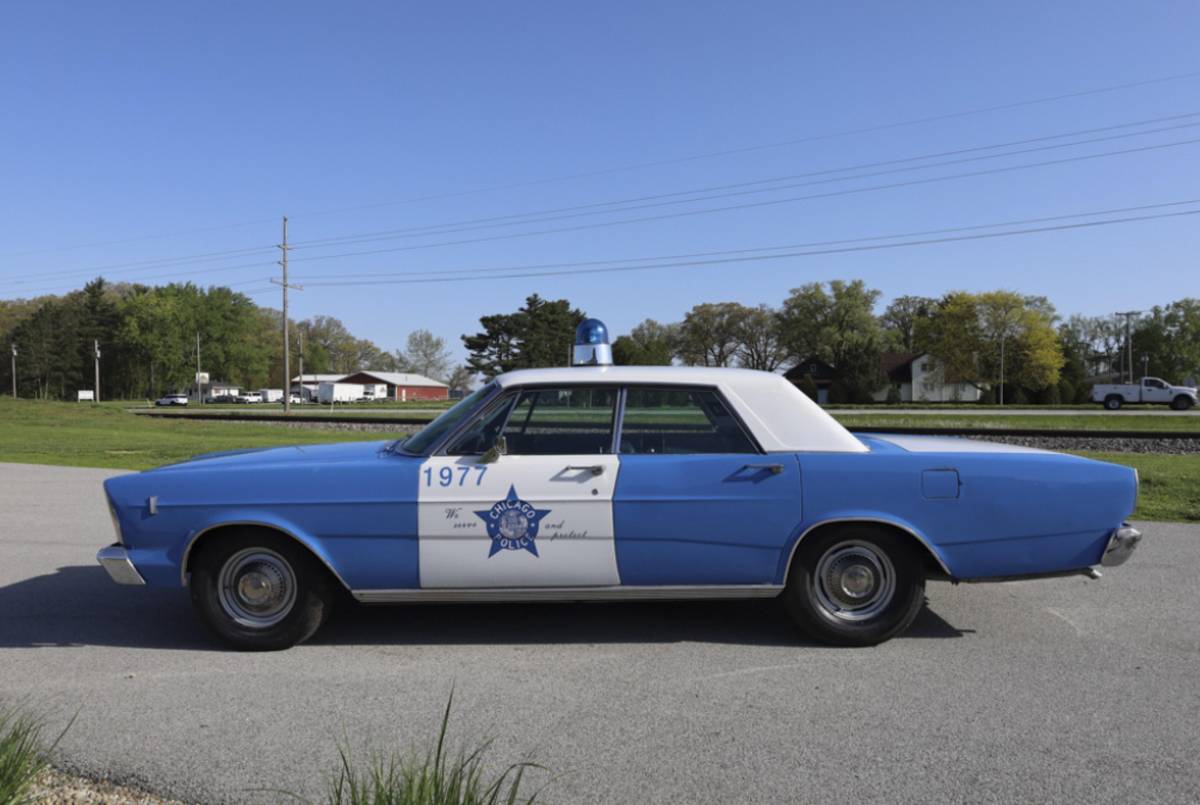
xmin=2 ymin=1 xmax=1198 ymax=361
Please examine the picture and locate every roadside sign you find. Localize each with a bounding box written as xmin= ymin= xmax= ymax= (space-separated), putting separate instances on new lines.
xmin=196 ymin=372 xmax=210 ymax=384
xmin=77 ymin=390 xmax=95 ymax=401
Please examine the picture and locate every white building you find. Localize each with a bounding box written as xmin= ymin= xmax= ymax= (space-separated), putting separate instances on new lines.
xmin=873 ymin=353 xmax=983 ymax=403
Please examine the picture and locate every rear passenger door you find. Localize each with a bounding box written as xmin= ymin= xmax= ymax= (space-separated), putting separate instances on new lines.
xmin=613 ymin=386 xmax=802 ymax=586
xmin=418 ymin=386 xmax=622 ymax=588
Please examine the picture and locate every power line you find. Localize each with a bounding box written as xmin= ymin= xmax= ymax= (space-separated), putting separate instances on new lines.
xmin=6 ymin=110 xmax=1188 ymax=292
xmin=294 ymin=208 xmax=1200 ymax=288
xmin=290 ymin=112 xmax=1200 ymax=250
xmin=283 ymin=136 xmax=1200 ymax=265
xmin=2 ymin=68 xmax=1198 ymax=259
xmin=289 ymin=197 xmax=1200 ymax=282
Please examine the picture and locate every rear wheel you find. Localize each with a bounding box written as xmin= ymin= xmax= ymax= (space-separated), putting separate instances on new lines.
xmin=190 ymin=530 xmax=333 ymax=650
xmin=783 ymin=525 xmax=925 ymax=646
xmin=1104 ymin=395 xmax=1123 ymax=410
xmin=1171 ymin=395 xmax=1194 ymax=411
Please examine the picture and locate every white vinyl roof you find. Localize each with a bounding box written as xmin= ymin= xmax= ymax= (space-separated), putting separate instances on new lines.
xmin=494 ymin=365 xmax=867 ymax=453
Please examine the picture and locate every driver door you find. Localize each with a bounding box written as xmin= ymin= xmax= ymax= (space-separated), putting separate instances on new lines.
xmin=417 ymin=386 xmax=621 ymax=588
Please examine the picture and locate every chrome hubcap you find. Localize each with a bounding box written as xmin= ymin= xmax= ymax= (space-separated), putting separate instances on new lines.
xmin=813 ymin=541 xmax=896 ymax=623
xmin=217 ymin=548 xmax=297 ymax=629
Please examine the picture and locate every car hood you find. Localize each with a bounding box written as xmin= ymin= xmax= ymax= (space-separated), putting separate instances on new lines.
xmin=147 ymin=439 xmax=397 ymax=472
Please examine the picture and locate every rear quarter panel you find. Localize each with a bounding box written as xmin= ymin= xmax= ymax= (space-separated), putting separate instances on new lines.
xmin=788 ymin=441 xmax=1137 ymax=581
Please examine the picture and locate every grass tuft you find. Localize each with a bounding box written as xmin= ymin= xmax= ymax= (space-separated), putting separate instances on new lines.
xmin=274 ymin=691 xmax=544 ymax=805
xmin=0 ymin=705 xmax=53 ymax=805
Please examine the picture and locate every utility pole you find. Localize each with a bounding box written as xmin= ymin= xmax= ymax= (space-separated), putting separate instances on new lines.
xmin=271 ymin=216 xmax=302 ymax=414
xmin=297 ymin=328 xmax=305 ymax=402
xmin=10 ymin=344 xmax=16 ymax=398
xmin=196 ymin=332 xmax=203 ymax=405
xmin=1116 ymin=311 xmax=1141 ymax=382
xmin=93 ymin=339 xmax=101 ymax=403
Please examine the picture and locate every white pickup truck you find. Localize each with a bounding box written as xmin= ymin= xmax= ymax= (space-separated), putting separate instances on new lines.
xmin=1091 ymin=377 xmax=1197 ymax=410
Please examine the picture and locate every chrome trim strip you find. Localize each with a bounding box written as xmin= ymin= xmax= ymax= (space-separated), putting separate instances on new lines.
xmin=352 ymin=584 xmax=783 ymax=604
xmin=96 ymin=544 xmax=146 ymax=586
xmin=784 ymin=517 xmax=954 ymax=578
xmin=178 ymin=520 xmax=353 ymax=591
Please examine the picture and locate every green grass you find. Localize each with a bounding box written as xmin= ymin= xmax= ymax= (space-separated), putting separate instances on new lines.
xmin=0 ymin=705 xmax=75 ymax=805
xmin=834 ymin=413 xmax=1200 ymax=432
xmin=278 ymin=692 xmax=543 ymax=805
xmin=1076 ymin=452 xmax=1200 ymax=522
xmin=0 ymin=397 xmax=413 ymax=471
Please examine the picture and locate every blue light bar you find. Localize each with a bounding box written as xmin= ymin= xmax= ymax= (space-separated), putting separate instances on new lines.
xmin=572 ymin=318 xmax=612 ymax=366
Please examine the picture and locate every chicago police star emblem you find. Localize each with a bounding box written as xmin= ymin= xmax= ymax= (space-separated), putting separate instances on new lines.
xmin=476 ymin=485 xmax=551 ymax=557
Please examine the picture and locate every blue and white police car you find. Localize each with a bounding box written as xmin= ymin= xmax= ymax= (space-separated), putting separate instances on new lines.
xmin=97 ymin=319 xmax=1142 ymax=650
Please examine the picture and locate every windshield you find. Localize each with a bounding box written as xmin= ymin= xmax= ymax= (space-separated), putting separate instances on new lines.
xmin=394 ymin=383 xmax=497 ymax=455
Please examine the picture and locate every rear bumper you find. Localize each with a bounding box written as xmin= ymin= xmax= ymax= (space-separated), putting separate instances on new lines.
xmin=1101 ymin=524 xmax=1143 ymax=567
xmin=97 ymin=544 xmax=146 ymax=585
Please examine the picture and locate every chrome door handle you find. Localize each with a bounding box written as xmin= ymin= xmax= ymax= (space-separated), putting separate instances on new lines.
xmin=743 ymin=463 xmax=784 ymax=475
xmin=566 ymin=464 xmax=605 ymax=476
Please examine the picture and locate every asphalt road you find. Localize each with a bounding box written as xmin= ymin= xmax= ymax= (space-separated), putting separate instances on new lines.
xmin=2 ymin=463 xmax=1197 ymax=804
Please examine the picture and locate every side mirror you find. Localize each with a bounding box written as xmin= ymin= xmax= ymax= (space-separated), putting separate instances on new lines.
xmin=479 ymin=435 xmax=507 ymax=465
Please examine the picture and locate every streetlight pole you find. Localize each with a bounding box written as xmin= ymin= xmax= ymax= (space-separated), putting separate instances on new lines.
xmin=10 ymin=344 xmax=16 ymax=398
xmin=94 ymin=339 xmax=101 ymax=403
xmin=999 ymin=334 xmax=1006 ymax=406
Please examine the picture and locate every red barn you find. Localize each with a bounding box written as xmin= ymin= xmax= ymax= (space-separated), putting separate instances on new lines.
xmin=336 ymin=371 xmax=449 ymax=402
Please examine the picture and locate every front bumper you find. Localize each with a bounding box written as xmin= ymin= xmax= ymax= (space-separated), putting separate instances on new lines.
xmin=97 ymin=544 xmax=146 ymax=585
xmin=1101 ymin=524 xmax=1143 ymax=567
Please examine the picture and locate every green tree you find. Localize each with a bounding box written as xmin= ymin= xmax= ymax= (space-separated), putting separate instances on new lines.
xmin=1132 ymin=299 xmax=1200 ymax=383
xmin=735 ymin=304 xmax=787 ymax=371
xmin=462 ymin=295 xmax=585 ymax=378
xmin=676 ymin=302 xmax=747 ymax=367
xmin=401 ymin=329 xmax=452 ymax=380
xmin=612 ymin=319 xmax=677 ymax=365
xmin=880 ymin=295 xmax=936 ymax=353
xmin=917 ymin=290 xmax=1064 ymax=395
xmin=778 ymin=280 xmax=885 ymax=400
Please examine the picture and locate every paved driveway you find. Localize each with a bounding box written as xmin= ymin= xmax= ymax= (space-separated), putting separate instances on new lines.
xmin=1 ymin=463 xmax=1197 ymax=804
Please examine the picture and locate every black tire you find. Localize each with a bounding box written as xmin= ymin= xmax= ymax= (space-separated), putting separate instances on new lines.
xmin=189 ymin=529 xmax=334 ymax=651
xmin=1171 ymin=395 xmax=1194 ymax=411
xmin=782 ymin=524 xmax=925 ymax=647
xmin=1104 ymin=395 xmax=1123 ymax=411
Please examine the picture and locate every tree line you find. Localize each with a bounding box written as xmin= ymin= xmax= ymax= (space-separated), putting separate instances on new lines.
xmin=460 ymin=286 xmax=1200 ymax=404
xmin=0 ymin=279 xmax=468 ymax=400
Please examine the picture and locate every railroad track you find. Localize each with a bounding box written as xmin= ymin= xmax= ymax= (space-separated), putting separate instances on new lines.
xmin=132 ymin=409 xmax=1200 ymax=439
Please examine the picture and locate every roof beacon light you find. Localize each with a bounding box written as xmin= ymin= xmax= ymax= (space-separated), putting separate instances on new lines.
xmin=572 ymin=318 xmax=612 ymax=366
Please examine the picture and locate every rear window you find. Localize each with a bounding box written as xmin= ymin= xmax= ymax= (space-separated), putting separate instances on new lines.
xmin=619 ymin=387 xmax=757 ymax=454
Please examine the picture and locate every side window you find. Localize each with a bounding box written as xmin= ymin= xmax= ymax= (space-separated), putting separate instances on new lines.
xmin=619 ymin=387 xmax=757 ymax=454
xmin=444 ymin=396 xmax=516 ymax=455
xmin=502 ymin=387 xmax=617 ymax=455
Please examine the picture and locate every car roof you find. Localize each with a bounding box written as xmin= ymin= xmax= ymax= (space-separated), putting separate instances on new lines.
xmin=492 ymin=365 xmax=866 ymax=453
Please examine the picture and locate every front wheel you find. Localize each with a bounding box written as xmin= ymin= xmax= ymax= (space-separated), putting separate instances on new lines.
xmin=782 ymin=525 xmax=925 ymax=646
xmin=1171 ymin=395 xmax=1194 ymax=411
xmin=190 ymin=530 xmax=333 ymax=650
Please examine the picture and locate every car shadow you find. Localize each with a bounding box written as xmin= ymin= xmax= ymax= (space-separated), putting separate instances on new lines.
xmin=0 ymin=565 xmax=968 ymax=651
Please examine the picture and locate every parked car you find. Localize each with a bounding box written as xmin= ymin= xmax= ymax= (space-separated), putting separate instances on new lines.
xmin=284 ymin=393 xmax=303 ymax=405
xmin=97 ymin=319 xmax=1142 ymax=650
xmin=206 ymin=394 xmax=238 ymax=404
xmin=236 ymin=391 xmax=264 ymax=404
xmin=153 ymin=393 xmax=189 ymax=407
xmin=1091 ymin=377 xmax=1197 ymax=410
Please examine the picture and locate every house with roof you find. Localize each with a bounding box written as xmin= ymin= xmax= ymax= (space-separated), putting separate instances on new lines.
xmin=335 ymin=371 xmax=449 ymax=402
xmin=872 ymin=352 xmax=982 ymax=403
